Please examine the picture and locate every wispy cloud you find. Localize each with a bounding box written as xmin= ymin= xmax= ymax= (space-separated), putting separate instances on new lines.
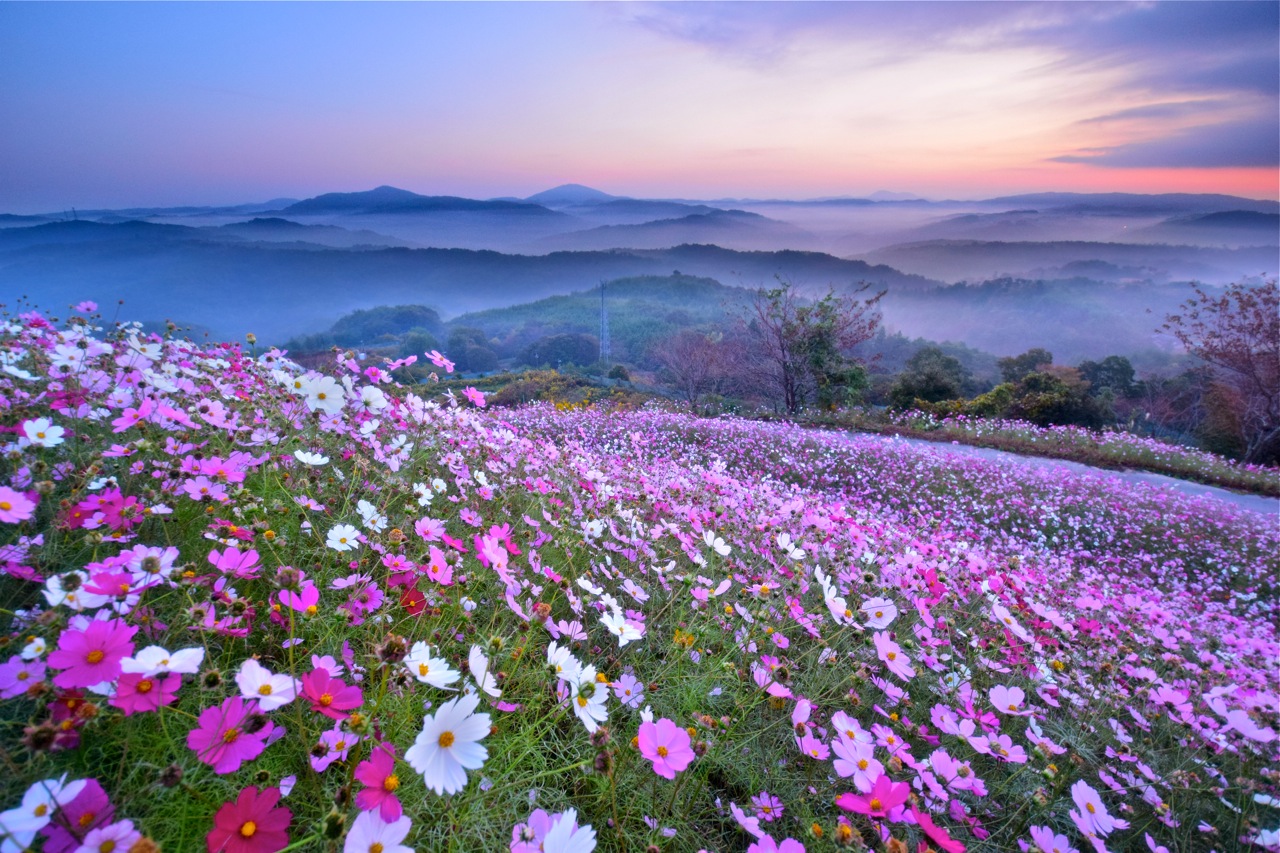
xmin=1051 ymin=116 xmax=1280 ymax=169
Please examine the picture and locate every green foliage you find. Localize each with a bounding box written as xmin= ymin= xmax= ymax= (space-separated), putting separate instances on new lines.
xmin=519 ymin=333 xmax=601 ymax=369
xmin=888 ymin=346 xmax=972 ymax=409
xmin=998 ymin=347 xmax=1054 ymax=384
xmin=1077 ymin=355 xmax=1137 ymax=398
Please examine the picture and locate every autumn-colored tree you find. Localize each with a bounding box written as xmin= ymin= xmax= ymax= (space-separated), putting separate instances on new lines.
xmin=654 ymin=329 xmax=748 ymax=411
xmin=747 ymin=283 xmax=883 ymax=415
xmin=1161 ymin=280 xmax=1279 ymax=464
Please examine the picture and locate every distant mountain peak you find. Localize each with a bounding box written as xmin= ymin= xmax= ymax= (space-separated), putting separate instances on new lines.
xmin=525 ymin=184 xmax=618 ymax=206
xmin=868 ymin=190 xmax=922 ymax=201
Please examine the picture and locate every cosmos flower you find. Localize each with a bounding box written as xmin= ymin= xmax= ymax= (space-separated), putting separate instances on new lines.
xmin=206 ymin=786 xmax=291 ymax=853
xmin=638 ymin=718 xmax=694 ymax=780
xmin=405 ymin=691 xmax=491 ymax=795
xmin=47 ymin=617 xmax=137 ymax=689
xmin=343 ymin=810 xmax=413 ymax=853
xmin=187 ymin=696 xmax=276 ymax=774
xmin=354 ymin=742 xmax=404 ymax=822
xmin=233 ymin=660 xmax=300 ymax=713
xmin=404 ymin=641 xmax=461 ymax=690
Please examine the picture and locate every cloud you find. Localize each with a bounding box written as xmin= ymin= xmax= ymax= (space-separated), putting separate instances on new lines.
xmin=1051 ymin=117 xmax=1280 ymax=168
xmin=1077 ymin=100 xmax=1231 ymax=125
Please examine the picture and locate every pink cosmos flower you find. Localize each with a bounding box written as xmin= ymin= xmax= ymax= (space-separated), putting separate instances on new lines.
xmin=1069 ymin=780 xmax=1128 ymax=837
xmin=1027 ymin=825 xmax=1077 ymax=853
xmin=77 ymin=819 xmax=141 ymax=853
xmin=206 ymin=786 xmax=291 ymax=853
xmin=0 ymin=654 xmax=45 ymax=698
xmin=426 ymin=350 xmax=455 ymax=373
xmin=40 ymin=779 xmax=113 ymax=853
xmin=209 ymin=545 xmax=262 ymax=579
xmin=835 ymin=773 xmax=911 ymax=819
xmin=47 ymin=617 xmax=137 ymax=689
xmin=990 ymin=684 xmax=1029 ymax=716
xmin=310 ymin=723 xmax=361 ymax=772
xmin=462 ymin=386 xmax=486 ymax=408
xmin=911 ymin=803 xmax=966 ymax=852
xmin=748 ymin=837 xmax=806 ymax=853
xmin=187 ymin=695 xmax=277 ymax=774
xmin=751 ymin=791 xmax=784 ymax=823
xmin=638 ymin=718 xmax=694 ymax=780
xmin=300 ymin=668 xmax=363 ymax=720
xmin=0 ymin=487 xmax=37 ymax=524
xmin=873 ymin=630 xmax=915 ymax=681
xmin=355 ymin=742 xmax=404 ymax=822
xmin=833 ymin=737 xmax=884 ymax=793
xmin=109 ymin=672 xmax=180 ymax=716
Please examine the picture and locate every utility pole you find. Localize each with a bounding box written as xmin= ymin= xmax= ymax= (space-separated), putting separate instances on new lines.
xmin=599 ymin=280 xmax=611 ymax=362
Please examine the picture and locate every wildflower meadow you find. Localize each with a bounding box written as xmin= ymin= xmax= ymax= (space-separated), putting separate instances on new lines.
xmin=1 ymin=304 xmax=1277 ymax=853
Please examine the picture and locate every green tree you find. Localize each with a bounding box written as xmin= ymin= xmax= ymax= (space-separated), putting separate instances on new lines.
xmin=998 ymin=348 xmax=1054 ymax=384
xmin=1077 ymin=355 xmax=1136 ymax=398
xmin=888 ymin=346 xmax=971 ymax=410
xmin=519 ymin=333 xmax=601 ymax=369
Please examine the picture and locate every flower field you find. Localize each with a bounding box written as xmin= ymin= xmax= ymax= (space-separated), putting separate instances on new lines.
xmin=1 ymin=305 xmax=1277 ymax=853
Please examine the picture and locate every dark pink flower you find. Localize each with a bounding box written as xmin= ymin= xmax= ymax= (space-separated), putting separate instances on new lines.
xmin=206 ymin=786 xmax=291 ymax=853
xmin=109 ymin=672 xmax=180 ymax=716
xmin=354 ymin=742 xmax=404 ymax=821
xmin=187 ymin=695 xmax=276 ymax=774
xmin=41 ymin=778 xmax=113 ymax=853
xmin=836 ymin=773 xmax=911 ymax=819
xmin=47 ymin=618 xmax=137 ymax=689
xmin=300 ymin=668 xmax=363 ymax=720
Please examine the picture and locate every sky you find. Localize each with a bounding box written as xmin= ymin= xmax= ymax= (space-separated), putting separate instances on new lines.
xmin=1 ymin=1 xmax=1276 ymax=212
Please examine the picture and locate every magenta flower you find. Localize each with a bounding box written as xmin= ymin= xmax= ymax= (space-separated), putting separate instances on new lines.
xmin=638 ymin=718 xmax=694 ymax=780
xmin=40 ymin=778 xmax=113 ymax=853
xmin=187 ymin=695 xmax=277 ymax=774
xmin=872 ymin=630 xmax=915 ymax=681
xmin=300 ymin=668 xmax=363 ymax=720
xmin=748 ymin=836 xmax=806 ymax=853
xmin=208 ymin=545 xmax=262 ymax=579
xmin=751 ymin=791 xmax=784 ymax=823
xmin=835 ymin=773 xmax=911 ymax=819
xmin=355 ymin=742 xmax=404 ymax=821
xmin=0 ymin=487 xmax=37 ymax=524
xmin=910 ymin=803 xmax=966 ymax=852
xmin=206 ymin=786 xmax=291 ymax=853
xmin=47 ymin=618 xmax=137 ymax=689
xmin=463 ymin=386 xmax=486 ymax=408
xmin=109 ymin=672 xmax=180 ymax=716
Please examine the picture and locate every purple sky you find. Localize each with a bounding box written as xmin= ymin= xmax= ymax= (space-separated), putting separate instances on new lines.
xmin=1 ymin=1 xmax=1276 ymax=212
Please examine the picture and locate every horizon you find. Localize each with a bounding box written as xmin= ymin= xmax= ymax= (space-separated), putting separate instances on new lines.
xmin=2 ymin=1 xmax=1278 ymax=213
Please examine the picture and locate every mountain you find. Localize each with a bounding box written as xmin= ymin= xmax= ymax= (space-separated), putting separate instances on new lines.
xmin=532 ymin=209 xmax=814 ymax=251
xmin=868 ymin=191 xmax=922 ymax=201
xmin=524 ymin=184 xmax=618 ymax=207
xmin=282 ymin=186 xmax=562 ymax=216
xmin=1136 ymin=211 xmax=1280 ymax=247
xmin=860 ymin=239 xmax=1277 ymax=284
xmin=213 ymin=218 xmax=414 ymax=249
xmin=979 ymin=192 xmax=1279 ymax=216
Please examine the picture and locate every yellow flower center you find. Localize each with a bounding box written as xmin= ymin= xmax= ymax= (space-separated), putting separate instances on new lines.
xmin=438 ymin=731 xmax=455 ymax=748
xmin=259 ymin=684 xmax=273 ymax=695
xmin=870 ymin=798 xmax=883 ymax=812
xmin=80 ymin=811 xmax=96 ymax=828
xmin=240 ymin=820 xmax=257 ymax=838
xmin=100 ymin=842 xmax=116 ymax=853
xmin=17 ymin=671 xmax=29 ymax=681
xmin=383 ymin=775 xmax=400 ymax=792
xmin=305 ymin=605 xmax=318 ymax=616
xmin=1086 ymin=802 xmax=1096 ymax=814
xmin=657 ymin=745 xmax=668 ymax=757
xmin=137 ymin=679 xmax=153 ymax=694
xmin=886 ymin=651 xmax=897 ymax=661
xmin=34 ymin=804 xmax=48 ymax=817
xmin=576 ymin=697 xmax=587 ymax=707
xmin=370 ymin=844 xmax=384 ymax=853
xmin=0 ymin=501 xmax=11 ymax=511
xmin=418 ymin=663 xmax=430 ymax=676
xmin=857 ymin=759 xmax=868 ymax=770
xmin=319 ymin=693 xmax=333 ymax=706
xmin=222 ymin=728 xmax=240 ymax=744
xmin=86 ymin=650 xmax=105 ymax=665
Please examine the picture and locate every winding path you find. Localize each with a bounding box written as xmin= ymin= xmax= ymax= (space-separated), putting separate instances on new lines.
xmin=872 ymin=434 xmax=1280 ymax=518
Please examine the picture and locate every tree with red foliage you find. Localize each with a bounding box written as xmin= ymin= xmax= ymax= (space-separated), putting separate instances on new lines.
xmin=1161 ymin=279 xmax=1279 ymax=464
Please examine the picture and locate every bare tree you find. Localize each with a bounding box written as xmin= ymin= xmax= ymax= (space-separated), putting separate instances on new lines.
xmin=1161 ymin=280 xmax=1279 ymax=463
xmin=654 ymin=329 xmax=749 ymax=411
xmin=747 ymin=282 xmax=884 ymax=415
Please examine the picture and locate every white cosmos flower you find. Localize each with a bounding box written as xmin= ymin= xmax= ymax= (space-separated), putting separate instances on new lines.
xmin=405 ymin=642 xmax=460 ymax=690
xmin=542 ymin=808 xmax=597 ymax=853
xmin=468 ymin=645 xmax=501 ymax=698
xmin=326 ymin=523 xmax=361 ymax=552
xmin=405 ymin=692 xmax=490 ymax=795
xmin=702 ymin=530 xmax=731 ymax=556
xmin=343 ymin=811 xmax=413 ymax=853
xmin=293 ymin=450 xmax=329 ymax=466
xmin=571 ymin=665 xmax=608 ymax=733
xmin=776 ymin=532 xmax=806 ymax=561
xmin=22 ymin=417 xmax=65 ymax=448
xmin=120 ymin=645 xmax=205 ymax=677
xmin=547 ymin=641 xmax=582 ymax=685
xmin=600 ymin=611 xmax=643 ymax=648
xmin=234 ymin=658 xmax=299 ymax=712
xmin=301 ymin=375 xmax=345 ymax=415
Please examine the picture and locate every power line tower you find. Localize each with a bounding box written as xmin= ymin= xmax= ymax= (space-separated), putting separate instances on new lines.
xmin=599 ymin=280 xmax=611 ymax=362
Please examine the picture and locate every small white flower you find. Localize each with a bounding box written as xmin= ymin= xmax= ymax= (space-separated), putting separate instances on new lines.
xmin=294 ymin=450 xmax=329 ymax=466
xmin=326 ymin=523 xmax=361 ymax=552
